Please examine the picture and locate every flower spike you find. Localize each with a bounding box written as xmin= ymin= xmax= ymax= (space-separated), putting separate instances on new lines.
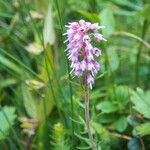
xmin=64 ymin=20 xmax=106 ymax=89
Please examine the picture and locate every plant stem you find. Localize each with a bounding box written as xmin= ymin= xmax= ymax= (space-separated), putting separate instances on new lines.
xmin=25 ymin=3 xmax=67 ymax=125
xmin=111 ymin=31 xmax=150 ymax=49
xmin=85 ymin=76 xmax=97 ymax=150
xmin=139 ymin=138 xmax=145 ymax=150
xmin=53 ymin=0 xmax=75 ymax=147
xmin=135 ymin=19 xmax=148 ymax=86
xmin=110 ymin=132 xmax=132 ymax=140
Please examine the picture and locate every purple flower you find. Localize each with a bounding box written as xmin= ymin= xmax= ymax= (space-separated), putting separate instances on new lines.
xmin=75 ymin=69 xmax=83 ymax=77
xmin=87 ymin=74 xmax=94 ymax=89
xmin=93 ymin=48 xmax=102 ymax=57
xmin=93 ymin=33 xmax=107 ymax=41
xmin=64 ymin=20 xmax=106 ymax=89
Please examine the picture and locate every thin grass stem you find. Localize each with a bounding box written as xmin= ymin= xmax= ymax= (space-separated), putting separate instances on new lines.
xmin=25 ymin=3 xmax=67 ymax=124
xmin=53 ymin=0 xmax=75 ymax=147
xmin=135 ymin=19 xmax=148 ymax=86
xmin=0 ymin=48 xmax=43 ymax=81
xmin=26 ymin=3 xmax=66 ymax=102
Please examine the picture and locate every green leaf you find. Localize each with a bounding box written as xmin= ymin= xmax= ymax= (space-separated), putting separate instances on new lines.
xmin=131 ymin=88 xmax=150 ymax=119
xmin=114 ymin=86 xmax=129 ymax=106
xmin=136 ymin=123 xmax=150 ymax=136
xmin=138 ymin=4 xmax=150 ymax=19
xmin=106 ymin=47 xmax=119 ymax=72
xmin=114 ymin=116 xmax=128 ymax=132
xmin=43 ymin=3 xmax=55 ymax=46
xmin=0 ymin=78 xmax=17 ymax=89
xmin=37 ymin=123 xmax=51 ymax=150
xmin=127 ymin=115 xmax=140 ymax=126
xmin=96 ymin=101 xmax=118 ymax=113
xmin=127 ymin=138 xmax=141 ymax=150
xmin=111 ymin=0 xmax=142 ymax=11
xmin=0 ymin=106 xmax=16 ymax=140
xmin=114 ymin=8 xmax=137 ymax=16
xmin=97 ymin=113 xmax=117 ymax=124
xmin=0 ymin=12 xmax=13 ymax=18
xmin=22 ymin=83 xmax=37 ymax=118
xmin=90 ymin=89 xmax=106 ymax=100
xmin=74 ymin=132 xmax=89 ymax=145
xmin=0 ymin=54 xmax=22 ymax=75
xmin=91 ymin=122 xmax=108 ymax=138
xmin=69 ymin=117 xmax=83 ymax=125
xmin=78 ymin=10 xmax=100 ymax=23
xmin=100 ymin=6 xmax=115 ymax=36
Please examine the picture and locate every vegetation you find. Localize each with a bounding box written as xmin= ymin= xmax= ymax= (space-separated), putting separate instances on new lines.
xmin=0 ymin=0 xmax=150 ymax=149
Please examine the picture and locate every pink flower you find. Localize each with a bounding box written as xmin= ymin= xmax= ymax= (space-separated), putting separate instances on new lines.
xmin=64 ymin=20 xmax=106 ymax=89
xmin=92 ymin=61 xmax=100 ymax=75
xmin=80 ymin=60 xmax=86 ymax=71
xmin=75 ymin=69 xmax=83 ymax=77
xmin=87 ymin=74 xmax=94 ymax=89
xmin=93 ymin=33 xmax=107 ymax=41
xmin=90 ymin=23 xmax=100 ymax=30
xmin=86 ymin=49 xmax=94 ymax=61
xmin=93 ymin=48 xmax=102 ymax=57
xmin=83 ymin=35 xmax=91 ymax=43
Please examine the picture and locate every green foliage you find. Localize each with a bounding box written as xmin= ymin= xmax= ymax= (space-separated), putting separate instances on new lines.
xmin=36 ymin=122 xmax=51 ymax=150
xmin=96 ymin=86 xmax=129 ymax=133
xmin=111 ymin=0 xmax=142 ymax=11
xmin=22 ymin=81 xmax=37 ymax=118
xmin=0 ymin=78 xmax=17 ymax=89
xmin=114 ymin=116 xmax=128 ymax=132
xmin=131 ymin=88 xmax=150 ymax=119
xmin=106 ymin=47 xmax=119 ymax=72
xmin=51 ymin=123 xmax=70 ymax=150
xmin=0 ymin=106 xmax=16 ymax=140
xmin=78 ymin=10 xmax=100 ymax=23
xmin=0 ymin=0 xmax=150 ymax=149
xmin=43 ymin=3 xmax=55 ymax=46
xmin=138 ymin=4 xmax=150 ymax=20
xmin=0 ymin=54 xmax=22 ymax=75
xmin=136 ymin=123 xmax=150 ymax=136
xmin=96 ymin=101 xmax=118 ymax=113
xmin=100 ymin=6 xmax=115 ymax=36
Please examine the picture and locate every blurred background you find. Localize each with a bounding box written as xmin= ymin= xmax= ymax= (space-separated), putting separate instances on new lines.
xmin=0 ymin=0 xmax=150 ymax=149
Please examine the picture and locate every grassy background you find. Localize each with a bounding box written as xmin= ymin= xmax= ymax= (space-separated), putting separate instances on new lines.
xmin=0 ymin=0 xmax=150 ymax=149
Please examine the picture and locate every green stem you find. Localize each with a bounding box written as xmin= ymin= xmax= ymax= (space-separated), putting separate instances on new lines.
xmin=54 ymin=0 xmax=75 ymax=147
xmin=0 ymin=129 xmax=18 ymax=150
xmin=89 ymin=0 xmax=97 ymax=13
xmin=111 ymin=32 xmax=150 ymax=49
xmin=44 ymin=53 xmax=66 ymax=125
xmin=103 ymin=43 xmax=114 ymax=87
xmin=25 ymin=3 xmax=67 ymax=125
xmin=28 ymin=4 xmax=66 ymax=101
xmin=135 ymin=19 xmax=148 ymax=86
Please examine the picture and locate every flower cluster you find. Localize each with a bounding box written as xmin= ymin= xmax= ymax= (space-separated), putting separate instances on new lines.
xmin=64 ymin=20 xmax=106 ymax=89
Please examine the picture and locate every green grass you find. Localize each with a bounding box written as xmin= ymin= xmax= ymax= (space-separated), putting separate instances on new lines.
xmin=0 ymin=0 xmax=150 ymax=150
